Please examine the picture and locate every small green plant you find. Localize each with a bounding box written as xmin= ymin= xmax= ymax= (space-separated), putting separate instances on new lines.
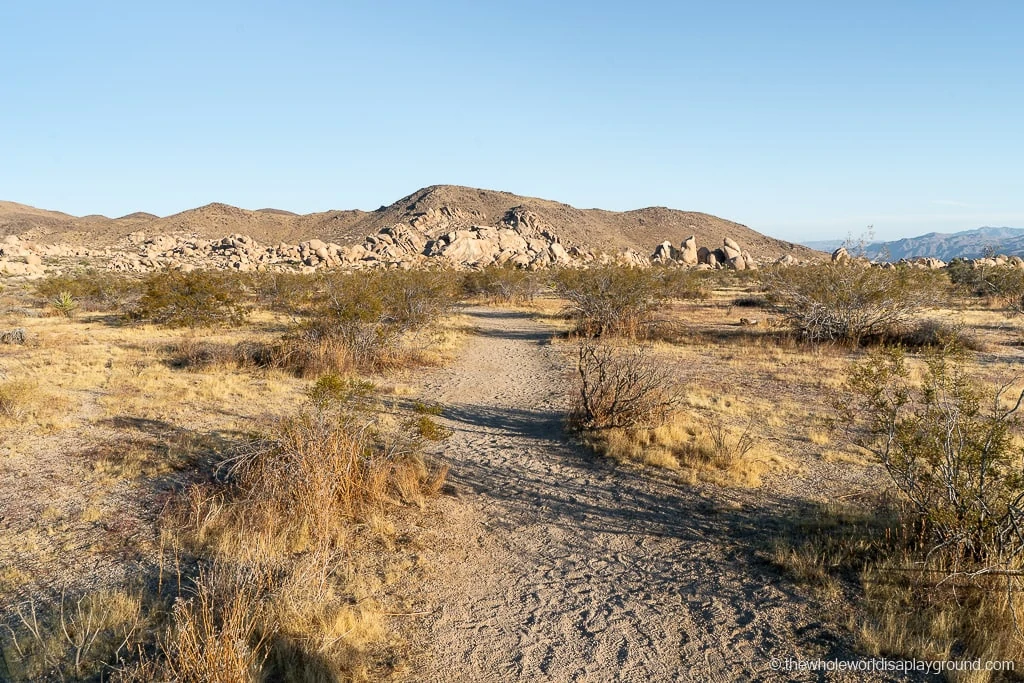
xmin=411 ymin=415 xmax=451 ymax=441
xmin=51 ymin=291 xmax=78 ymax=317
xmin=412 ymin=401 xmax=443 ymax=416
xmin=306 ymin=374 xmax=375 ymax=412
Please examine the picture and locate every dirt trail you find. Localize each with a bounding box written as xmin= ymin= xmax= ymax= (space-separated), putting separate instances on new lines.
xmin=413 ymin=308 xmax=915 ymax=682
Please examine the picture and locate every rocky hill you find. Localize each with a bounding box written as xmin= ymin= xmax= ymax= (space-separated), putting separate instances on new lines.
xmin=0 ymin=186 xmax=817 ymax=261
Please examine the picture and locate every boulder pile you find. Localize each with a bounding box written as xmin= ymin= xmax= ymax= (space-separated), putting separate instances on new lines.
xmin=651 ymin=235 xmax=758 ymax=270
xmin=5 ymin=215 xmax=1024 ymax=280
xmin=0 ymin=207 xmax=610 ymax=276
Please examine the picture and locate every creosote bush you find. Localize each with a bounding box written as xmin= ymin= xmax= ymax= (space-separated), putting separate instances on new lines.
xmin=554 ymin=267 xmax=666 ymax=338
xmin=843 ymin=342 xmax=1024 ymax=568
xmin=948 ymin=259 xmax=1024 ymax=311
xmin=461 ymin=265 xmax=541 ymax=304
xmin=131 ymin=270 xmax=251 ymax=328
xmin=766 ymin=263 xmax=945 ymax=345
xmin=273 ymin=270 xmax=459 ymax=375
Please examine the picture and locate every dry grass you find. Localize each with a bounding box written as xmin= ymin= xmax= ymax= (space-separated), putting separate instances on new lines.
xmin=859 ymin=556 xmax=1024 ymax=683
xmin=0 ymin=274 xmax=463 ymax=682
xmin=586 ymin=410 xmax=789 ymax=487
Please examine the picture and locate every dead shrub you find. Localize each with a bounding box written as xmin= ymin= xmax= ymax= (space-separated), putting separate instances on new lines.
xmin=2 ymin=589 xmax=144 ymax=682
xmin=166 ymin=339 xmax=238 ymax=370
xmin=0 ymin=379 xmax=35 ymax=421
xmin=702 ymin=415 xmax=758 ymax=469
xmin=891 ymin=319 xmax=984 ymax=351
xmin=156 ymin=565 xmax=270 ymax=683
xmin=0 ymin=327 xmax=26 ymax=345
xmin=214 ymin=401 xmax=447 ymax=551
xmin=569 ymin=341 xmax=681 ymax=430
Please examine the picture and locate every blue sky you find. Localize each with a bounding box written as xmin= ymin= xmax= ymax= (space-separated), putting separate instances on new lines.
xmin=1 ymin=1 xmax=1021 ymax=242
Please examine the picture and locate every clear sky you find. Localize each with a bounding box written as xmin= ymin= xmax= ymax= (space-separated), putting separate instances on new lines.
xmin=1 ymin=1 xmax=1021 ymax=242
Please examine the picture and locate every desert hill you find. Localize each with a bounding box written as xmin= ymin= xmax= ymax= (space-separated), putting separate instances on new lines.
xmin=0 ymin=186 xmax=817 ymax=260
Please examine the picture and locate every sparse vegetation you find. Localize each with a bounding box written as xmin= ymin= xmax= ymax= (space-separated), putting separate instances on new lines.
xmin=461 ymin=265 xmax=541 ymax=304
xmin=844 ymin=343 xmax=1024 ymax=568
xmin=766 ymin=263 xmax=944 ymax=345
xmin=272 ymin=270 xmax=459 ymax=375
xmin=6 ymin=259 xmax=1024 ymax=681
xmin=554 ymin=267 xmax=668 ymax=338
xmin=130 ymin=270 xmax=252 ymax=328
xmin=34 ymin=270 xmax=141 ymax=311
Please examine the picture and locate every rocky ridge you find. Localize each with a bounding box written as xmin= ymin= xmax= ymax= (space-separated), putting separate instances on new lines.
xmin=0 ymin=207 xmax=789 ymax=278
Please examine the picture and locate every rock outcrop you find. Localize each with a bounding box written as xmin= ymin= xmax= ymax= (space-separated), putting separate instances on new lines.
xmin=650 ymin=236 xmax=759 ymax=271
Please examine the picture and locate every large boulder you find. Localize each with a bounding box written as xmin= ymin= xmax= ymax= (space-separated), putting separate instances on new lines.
xmin=548 ymin=242 xmax=571 ymax=264
xmin=438 ymin=236 xmax=500 ymax=266
xmin=651 ymin=241 xmax=676 ymax=263
xmin=680 ymin=236 xmax=699 ymax=265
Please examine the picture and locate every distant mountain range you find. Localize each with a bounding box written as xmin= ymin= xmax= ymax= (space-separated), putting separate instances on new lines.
xmin=0 ymin=186 xmax=818 ymax=261
xmin=802 ymin=226 xmax=1024 ymax=261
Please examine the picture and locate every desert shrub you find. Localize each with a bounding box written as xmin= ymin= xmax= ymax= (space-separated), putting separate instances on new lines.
xmin=276 ymin=270 xmax=458 ymax=375
xmin=0 ymin=327 xmax=26 ymax=345
xmin=153 ymin=566 xmax=269 ymax=683
xmin=569 ymin=341 xmax=681 ymax=430
xmin=247 ymin=271 xmax=317 ymax=315
xmin=766 ymin=263 xmax=944 ymax=345
xmin=702 ymin=415 xmax=758 ymax=468
xmin=306 ymin=373 xmax=375 ymax=412
xmin=2 ymin=589 xmax=144 ymax=682
xmin=50 ymin=291 xmax=78 ymax=317
xmin=843 ymin=343 xmax=1024 ymax=568
xmin=892 ymin=318 xmax=983 ymax=351
xmin=948 ymin=259 xmax=1024 ymax=307
xmin=461 ymin=264 xmax=541 ymax=304
xmin=731 ymin=295 xmax=769 ymax=309
xmin=554 ymin=266 xmax=668 ymax=337
xmin=131 ymin=270 xmax=251 ymax=328
xmin=217 ymin=407 xmax=446 ymax=551
xmin=410 ymin=415 xmax=451 ymax=441
xmin=658 ymin=268 xmax=712 ymax=301
xmin=34 ymin=270 xmax=141 ymax=311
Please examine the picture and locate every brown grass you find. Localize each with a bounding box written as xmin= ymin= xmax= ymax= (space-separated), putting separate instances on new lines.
xmin=0 ymin=272 xmax=462 ymax=682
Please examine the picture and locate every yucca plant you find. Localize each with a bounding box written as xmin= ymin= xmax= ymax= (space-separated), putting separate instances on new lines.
xmin=51 ymin=290 xmax=78 ymax=317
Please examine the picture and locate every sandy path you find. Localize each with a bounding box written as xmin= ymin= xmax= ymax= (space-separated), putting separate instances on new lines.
xmin=413 ymin=308 xmax=918 ymax=682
